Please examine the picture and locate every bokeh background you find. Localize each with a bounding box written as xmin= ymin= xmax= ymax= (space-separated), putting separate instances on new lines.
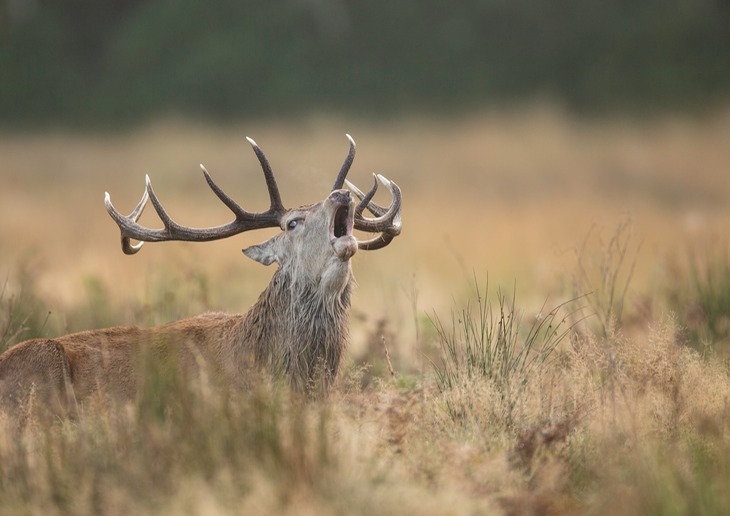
xmin=1 ymin=0 xmax=729 ymax=355
xmin=3 ymin=4 xmax=730 ymax=513
xmin=2 ymin=0 xmax=730 ymax=124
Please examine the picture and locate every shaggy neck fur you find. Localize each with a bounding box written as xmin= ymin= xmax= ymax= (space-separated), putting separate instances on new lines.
xmin=238 ymin=264 xmax=352 ymax=392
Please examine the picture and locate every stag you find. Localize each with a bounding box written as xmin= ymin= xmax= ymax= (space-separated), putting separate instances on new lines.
xmin=0 ymin=135 xmax=401 ymax=415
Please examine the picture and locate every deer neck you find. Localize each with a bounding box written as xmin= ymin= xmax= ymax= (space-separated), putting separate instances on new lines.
xmin=241 ymin=264 xmax=353 ymax=389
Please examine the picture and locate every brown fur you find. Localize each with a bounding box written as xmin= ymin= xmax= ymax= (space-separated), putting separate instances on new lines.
xmin=0 ymin=192 xmax=358 ymax=416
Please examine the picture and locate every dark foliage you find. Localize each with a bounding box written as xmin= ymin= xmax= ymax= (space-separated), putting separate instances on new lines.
xmin=1 ymin=0 xmax=729 ymax=126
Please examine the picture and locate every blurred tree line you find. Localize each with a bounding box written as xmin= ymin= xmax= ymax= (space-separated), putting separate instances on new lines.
xmin=1 ymin=0 xmax=729 ymax=126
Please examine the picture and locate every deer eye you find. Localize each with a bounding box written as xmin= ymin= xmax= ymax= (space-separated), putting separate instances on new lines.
xmin=286 ymin=218 xmax=302 ymax=231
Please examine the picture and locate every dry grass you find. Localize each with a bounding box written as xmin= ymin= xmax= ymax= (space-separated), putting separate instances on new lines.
xmin=1 ymin=106 xmax=730 ymax=514
xmin=3 ymin=107 xmax=729 ymax=315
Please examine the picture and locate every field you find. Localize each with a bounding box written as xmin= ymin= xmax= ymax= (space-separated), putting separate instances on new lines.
xmin=1 ymin=107 xmax=730 ymax=514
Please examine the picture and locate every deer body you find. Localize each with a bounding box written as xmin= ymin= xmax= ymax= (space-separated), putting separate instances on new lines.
xmin=0 ymin=136 xmax=401 ymax=416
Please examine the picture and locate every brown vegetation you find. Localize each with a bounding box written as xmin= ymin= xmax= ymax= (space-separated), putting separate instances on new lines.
xmin=1 ymin=107 xmax=729 ymax=514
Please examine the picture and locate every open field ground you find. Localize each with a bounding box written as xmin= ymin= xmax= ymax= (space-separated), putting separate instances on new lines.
xmin=1 ymin=108 xmax=730 ymax=514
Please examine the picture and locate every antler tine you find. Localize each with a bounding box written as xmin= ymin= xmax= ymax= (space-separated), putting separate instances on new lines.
xmin=104 ymin=138 xmax=289 ymax=254
xmin=145 ymin=174 xmax=182 ymax=232
xmin=104 ymin=187 xmax=150 ymax=255
xmin=200 ymin=164 xmax=246 ymax=217
xmin=346 ymin=175 xmax=388 ymax=218
xmin=331 ymin=134 xmax=356 ymax=191
xmin=350 ymin=175 xmax=401 ymax=233
xmin=246 ymin=137 xmax=285 ymax=213
xmin=346 ymin=174 xmax=402 ymax=250
xmin=356 ymin=225 xmax=400 ymax=251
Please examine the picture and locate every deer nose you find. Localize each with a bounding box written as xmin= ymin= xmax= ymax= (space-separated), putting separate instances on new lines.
xmin=329 ymin=189 xmax=351 ymax=205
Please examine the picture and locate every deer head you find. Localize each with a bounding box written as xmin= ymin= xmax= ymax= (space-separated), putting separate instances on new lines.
xmin=104 ymin=135 xmax=402 ymax=295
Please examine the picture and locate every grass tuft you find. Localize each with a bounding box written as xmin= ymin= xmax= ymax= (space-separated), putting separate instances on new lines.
xmin=431 ymin=281 xmax=583 ymax=423
xmin=0 ymin=271 xmax=51 ymax=353
xmin=573 ymin=217 xmax=642 ymax=337
xmin=687 ymin=246 xmax=730 ymax=351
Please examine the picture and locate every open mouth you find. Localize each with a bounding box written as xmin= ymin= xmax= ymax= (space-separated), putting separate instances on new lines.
xmin=333 ymin=205 xmax=352 ymax=239
xmin=329 ymin=201 xmax=356 ymax=261
xmin=328 ymin=191 xmax=357 ymax=261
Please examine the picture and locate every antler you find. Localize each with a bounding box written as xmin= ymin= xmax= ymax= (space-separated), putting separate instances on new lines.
xmin=345 ymin=174 xmax=402 ymax=251
xmin=331 ymin=134 xmax=357 ymax=191
xmin=330 ymin=133 xmax=401 ymax=251
xmin=104 ymin=137 xmax=287 ymax=255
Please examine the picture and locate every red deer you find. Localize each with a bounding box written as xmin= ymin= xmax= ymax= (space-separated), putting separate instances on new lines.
xmin=0 ymin=135 xmax=401 ymax=416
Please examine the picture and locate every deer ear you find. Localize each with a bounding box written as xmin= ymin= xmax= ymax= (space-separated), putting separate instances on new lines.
xmin=242 ymin=239 xmax=279 ymax=266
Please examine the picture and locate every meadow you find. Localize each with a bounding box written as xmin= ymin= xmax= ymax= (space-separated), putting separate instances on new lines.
xmin=1 ymin=107 xmax=730 ymax=514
